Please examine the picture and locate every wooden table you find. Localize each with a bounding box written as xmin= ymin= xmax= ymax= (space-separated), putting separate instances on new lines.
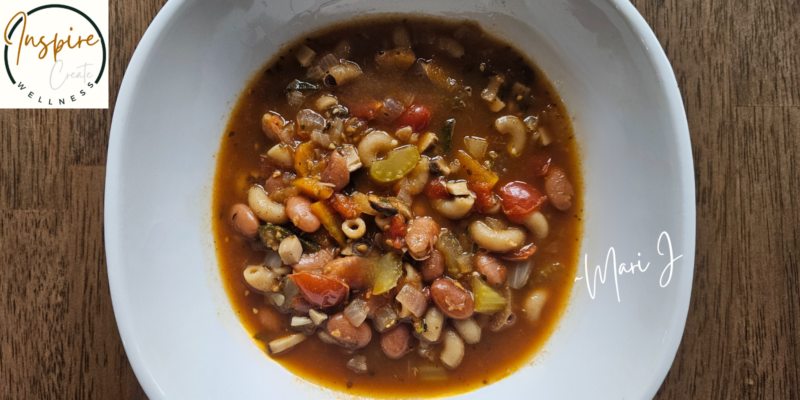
xmin=1 ymin=0 xmax=797 ymax=398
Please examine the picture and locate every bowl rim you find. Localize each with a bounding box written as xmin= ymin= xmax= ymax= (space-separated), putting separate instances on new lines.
xmin=104 ymin=1 xmax=695 ymax=398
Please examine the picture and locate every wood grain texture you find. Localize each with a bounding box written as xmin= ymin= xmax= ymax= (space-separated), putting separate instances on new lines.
xmin=0 ymin=0 xmax=797 ymax=398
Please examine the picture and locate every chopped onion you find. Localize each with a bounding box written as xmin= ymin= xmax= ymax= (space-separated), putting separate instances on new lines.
xmin=373 ymin=305 xmax=398 ymax=333
xmin=376 ymin=98 xmax=405 ymax=124
xmin=263 ymin=250 xmax=282 ymax=269
xmin=270 ymin=293 xmax=285 ymax=307
xmin=524 ymin=115 xmax=539 ymax=132
xmin=296 ymin=109 xmax=326 ymax=135
xmin=287 ymin=90 xmax=306 ymax=108
xmin=347 ymin=355 xmax=368 ymax=374
xmin=464 ymin=136 xmax=488 ymax=159
xmin=306 ymin=65 xmax=326 ymax=80
xmin=344 ymin=298 xmax=369 ymax=327
xmin=481 ymin=75 xmax=505 ymax=102
xmin=396 ymin=182 xmax=413 ymax=206
xmin=436 ymin=36 xmax=465 ymax=58
xmin=311 ymin=130 xmax=331 ymax=148
xmin=453 ymin=318 xmax=482 ymax=344
xmin=511 ymin=82 xmax=531 ymax=97
xmin=538 ymin=125 xmax=553 ymax=146
xmin=291 ymin=316 xmax=313 ymax=327
xmin=489 ymin=97 xmax=506 ymax=112
xmin=318 ymin=53 xmax=340 ymax=71
xmin=396 ymin=285 xmax=428 ymax=318
xmin=295 ymin=45 xmax=316 ymax=67
xmin=417 ymin=364 xmax=447 ymax=381
xmin=308 ymin=309 xmax=327 ymax=325
xmin=439 ymin=329 xmax=465 ymax=369
xmin=267 ymin=333 xmax=306 ymax=355
xmin=507 ymin=261 xmax=533 ymax=289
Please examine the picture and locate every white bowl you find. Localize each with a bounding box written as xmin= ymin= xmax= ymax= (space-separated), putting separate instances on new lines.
xmin=105 ymin=0 xmax=695 ymax=399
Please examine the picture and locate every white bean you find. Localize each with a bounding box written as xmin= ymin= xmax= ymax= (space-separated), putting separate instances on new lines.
xmin=439 ymin=329 xmax=465 ymax=369
xmin=469 ymin=220 xmax=526 ymax=252
xmin=452 ymin=317 xmax=481 ymax=344
xmin=247 ymin=185 xmax=289 ymax=224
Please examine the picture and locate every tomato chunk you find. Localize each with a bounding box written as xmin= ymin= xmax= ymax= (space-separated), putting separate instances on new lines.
xmin=289 ymin=273 xmax=349 ymax=307
xmin=351 ymin=99 xmax=383 ymax=120
xmin=530 ymin=154 xmax=552 ymax=177
xmin=470 ymin=181 xmax=498 ymax=214
xmin=498 ymin=242 xmax=537 ymax=260
xmin=385 ymin=215 xmax=408 ymax=249
xmin=396 ymin=104 xmax=431 ymax=131
xmin=423 ymin=176 xmax=449 ymax=199
xmin=329 ymin=193 xmax=360 ymax=220
xmin=497 ymin=181 xmax=547 ymax=222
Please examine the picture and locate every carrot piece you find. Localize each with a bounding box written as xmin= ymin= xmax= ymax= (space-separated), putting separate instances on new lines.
xmin=310 ymin=201 xmax=348 ymax=246
xmin=294 ymin=142 xmax=316 ymax=177
xmin=291 ymin=177 xmax=334 ymax=200
xmin=455 ymin=150 xmax=499 ymax=188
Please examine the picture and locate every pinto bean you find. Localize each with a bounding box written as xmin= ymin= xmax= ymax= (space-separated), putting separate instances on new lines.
xmin=475 ymin=252 xmax=508 ymax=287
xmin=405 ymin=217 xmax=440 ymax=260
xmin=323 ymin=256 xmax=372 ymax=290
xmin=380 ymin=324 xmax=412 ymax=359
xmin=229 ymin=203 xmax=259 ymax=238
xmin=286 ymin=196 xmax=321 ymax=232
xmin=292 ymin=248 xmax=333 ymax=274
xmin=321 ymin=150 xmax=350 ymax=191
xmin=544 ymin=166 xmax=575 ymax=211
xmin=326 ymin=312 xmax=372 ymax=349
xmin=430 ymin=278 xmax=474 ymax=319
xmin=420 ymin=250 xmax=445 ymax=282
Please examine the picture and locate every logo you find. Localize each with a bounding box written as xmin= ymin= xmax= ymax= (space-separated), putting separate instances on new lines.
xmin=1 ymin=1 xmax=108 ymax=109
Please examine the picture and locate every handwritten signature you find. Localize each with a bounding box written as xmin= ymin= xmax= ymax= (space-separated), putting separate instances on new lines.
xmin=574 ymin=231 xmax=683 ymax=302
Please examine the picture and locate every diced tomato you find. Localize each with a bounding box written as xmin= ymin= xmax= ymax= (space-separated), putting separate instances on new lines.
xmin=289 ymin=273 xmax=349 ymax=308
xmin=350 ymin=99 xmax=383 ymax=120
xmin=329 ymin=194 xmax=360 ymax=220
xmin=498 ymin=243 xmax=537 ymax=260
xmin=469 ymin=181 xmax=498 ymax=214
xmin=423 ymin=176 xmax=449 ymax=199
xmin=385 ymin=214 xmax=408 ymax=249
xmin=497 ymin=181 xmax=547 ymax=222
xmin=396 ymin=104 xmax=431 ymax=131
xmin=530 ymin=154 xmax=552 ymax=177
